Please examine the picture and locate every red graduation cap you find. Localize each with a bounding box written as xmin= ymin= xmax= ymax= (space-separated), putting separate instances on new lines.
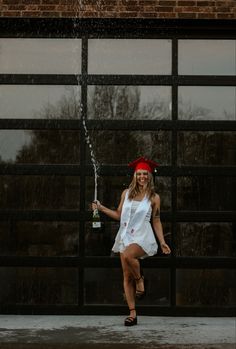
xmin=128 ymin=156 xmax=159 ymax=173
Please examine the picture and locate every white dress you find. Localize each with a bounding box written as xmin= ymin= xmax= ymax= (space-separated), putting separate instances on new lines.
xmin=112 ymin=192 xmax=158 ymax=258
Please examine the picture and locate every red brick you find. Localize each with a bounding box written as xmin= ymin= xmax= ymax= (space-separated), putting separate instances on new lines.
xmin=7 ymin=5 xmax=25 ymax=10
xmin=38 ymin=5 xmax=57 ymax=10
xmin=178 ymin=1 xmax=196 ymax=4
xmin=175 ymin=6 xmax=199 ymax=11
xmin=41 ymin=0 xmax=60 ymax=4
xmin=139 ymin=1 xmax=157 ymax=5
xmin=119 ymin=0 xmax=138 ymax=5
xmin=159 ymin=0 xmax=176 ymax=5
xmin=197 ymin=12 xmax=216 ymax=17
xmin=122 ymin=5 xmax=140 ymax=11
xmin=157 ymin=6 xmax=174 ymax=11
xmin=196 ymin=1 xmax=216 ymax=5
xmin=41 ymin=11 xmax=60 ymax=16
xmin=2 ymin=0 xmax=22 ymax=4
xmin=140 ymin=11 xmax=159 ymax=17
xmin=178 ymin=11 xmax=197 ymax=17
xmin=215 ymin=7 xmax=233 ymax=12
xmin=2 ymin=10 xmax=21 ymax=15
xmin=21 ymin=11 xmax=41 ymax=16
xmin=78 ymin=11 xmax=99 ymax=17
xmin=116 ymin=11 xmax=138 ymax=17
xmin=97 ymin=11 xmax=117 ymax=17
xmin=25 ymin=5 xmax=40 ymax=10
xmin=217 ymin=12 xmax=234 ymax=18
xmin=21 ymin=0 xmax=41 ymax=3
xmin=157 ymin=11 xmax=177 ymax=16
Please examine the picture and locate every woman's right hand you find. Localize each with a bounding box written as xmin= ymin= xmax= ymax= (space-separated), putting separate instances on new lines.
xmin=92 ymin=200 xmax=101 ymax=211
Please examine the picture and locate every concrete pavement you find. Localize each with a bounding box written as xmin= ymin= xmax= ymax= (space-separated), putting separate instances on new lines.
xmin=0 ymin=315 xmax=235 ymax=349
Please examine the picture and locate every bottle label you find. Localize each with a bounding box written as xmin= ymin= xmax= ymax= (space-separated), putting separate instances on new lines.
xmin=92 ymin=221 xmax=101 ymax=229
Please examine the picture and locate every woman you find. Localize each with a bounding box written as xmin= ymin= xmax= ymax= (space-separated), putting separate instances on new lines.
xmin=92 ymin=157 xmax=171 ymax=326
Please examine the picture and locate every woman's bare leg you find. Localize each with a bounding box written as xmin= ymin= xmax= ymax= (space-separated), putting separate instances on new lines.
xmin=120 ymin=243 xmax=146 ymax=321
xmin=122 ymin=244 xmax=146 ymax=295
xmin=120 ymin=253 xmax=136 ymax=319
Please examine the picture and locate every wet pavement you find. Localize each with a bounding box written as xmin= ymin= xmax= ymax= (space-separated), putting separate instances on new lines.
xmin=0 ymin=315 xmax=235 ymax=349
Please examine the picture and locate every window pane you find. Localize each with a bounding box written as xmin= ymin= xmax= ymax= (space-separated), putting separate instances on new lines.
xmin=88 ymin=39 xmax=171 ymax=75
xmin=84 ymin=268 xmax=170 ymax=305
xmin=179 ymin=40 xmax=236 ymax=75
xmin=88 ymin=86 xmax=171 ymax=120
xmin=87 ymin=130 xmax=171 ymax=165
xmin=176 ymin=269 xmax=236 ymax=306
xmin=84 ymin=268 xmax=123 ymax=304
xmin=0 ymin=267 xmax=78 ymax=305
xmin=177 ymin=131 xmax=236 ymax=166
xmin=0 ymin=221 xmax=79 ymax=257
xmin=0 ymin=130 xmax=80 ymax=164
xmin=0 ymin=39 xmax=81 ymax=74
xmin=85 ymin=221 xmax=171 ymax=257
xmin=86 ymin=176 xmax=171 ymax=211
xmin=177 ymin=177 xmax=236 ymax=211
xmin=0 ymin=85 xmax=80 ymax=119
xmin=0 ymin=176 xmax=80 ymax=209
xmin=178 ymin=87 xmax=235 ymax=120
xmin=176 ymin=223 xmax=236 ymax=257
xmin=85 ymin=221 xmax=119 ymax=257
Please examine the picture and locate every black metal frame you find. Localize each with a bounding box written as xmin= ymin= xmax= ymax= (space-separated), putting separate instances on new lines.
xmin=0 ymin=18 xmax=235 ymax=316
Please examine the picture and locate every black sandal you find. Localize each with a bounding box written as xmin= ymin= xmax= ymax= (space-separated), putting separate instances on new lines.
xmin=124 ymin=308 xmax=137 ymax=326
xmin=135 ymin=275 xmax=146 ymax=300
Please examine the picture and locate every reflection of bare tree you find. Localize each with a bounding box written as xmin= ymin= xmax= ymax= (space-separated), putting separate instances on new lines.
xmin=178 ymin=131 xmax=236 ymax=166
xmin=88 ymin=86 xmax=171 ymax=165
xmin=179 ymin=96 xmax=211 ymax=120
xmin=176 ymin=223 xmax=235 ymax=257
xmin=33 ymin=87 xmax=80 ymax=120
xmin=177 ymin=269 xmax=233 ymax=306
xmin=89 ymin=86 xmax=140 ymax=120
xmin=88 ymin=86 xmax=170 ymax=120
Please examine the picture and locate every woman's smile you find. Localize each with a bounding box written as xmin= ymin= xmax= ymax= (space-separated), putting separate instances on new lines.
xmin=136 ymin=170 xmax=149 ymax=186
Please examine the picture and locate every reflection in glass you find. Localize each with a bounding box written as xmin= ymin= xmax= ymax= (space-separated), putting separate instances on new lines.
xmin=0 ymin=130 xmax=80 ymax=164
xmin=178 ymin=87 xmax=235 ymax=120
xmin=84 ymin=268 xmax=123 ymax=304
xmin=0 ymin=221 xmax=79 ymax=256
xmin=88 ymin=86 xmax=171 ymax=120
xmin=176 ymin=223 xmax=236 ymax=257
xmin=177 ymin=131 xmax=236 ymax=166
xmin=0 ymin=222 xmax=12 ymax=255
xmin=177 ymin=177 xmax=236 ymax=211
xmin=0 ymin=267 xmax=78 ymax=305
xmin=0 ymin=85 xmax=81 ymax=119
xmin=87 ymin=130 xmax=171 ymax=165
xmin=0 ymin=176 xmax=80 ymax=209
xmin=86 ymin=176 xmax=171 ymax=211
xmin=178 ymin=40 xmax=236 ymax=75
xmin=85 ymin=221 xmax=119 ymax=256
xmin=88 ymin=39 xmax=171 ymax=75
xmin=139 ymin=268 xmax=170 ymax=305
xmin=84 ymin=268 xmax=170 ymax=305
xmin=176 ymin=269 xmax=236 ymax=306
xmin=0 ymin=39 xmax=81 ymax=74
xmin=85 ymin=221 xmax=171 ymax=257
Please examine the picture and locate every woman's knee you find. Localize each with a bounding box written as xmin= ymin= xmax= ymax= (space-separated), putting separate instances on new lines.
xmin=122 ymin=251 xmax=133 ymax=265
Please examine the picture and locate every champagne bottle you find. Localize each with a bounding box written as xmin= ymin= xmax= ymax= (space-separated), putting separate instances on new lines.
xmin=92 ymin=208 xmax=101 ymax=229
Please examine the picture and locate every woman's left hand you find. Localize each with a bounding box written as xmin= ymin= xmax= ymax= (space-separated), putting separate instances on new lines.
xmin=160 ymin=242 xmax=171 ymax=254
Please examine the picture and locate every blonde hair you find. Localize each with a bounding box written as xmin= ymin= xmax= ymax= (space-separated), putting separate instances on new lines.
xmin=128 ymin=171 xmax=155 ymax=200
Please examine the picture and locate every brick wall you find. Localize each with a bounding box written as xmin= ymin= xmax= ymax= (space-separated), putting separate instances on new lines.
xmin=0 ymin=0 xmax=235 ymax=19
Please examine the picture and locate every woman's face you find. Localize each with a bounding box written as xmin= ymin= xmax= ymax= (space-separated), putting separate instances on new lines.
xmin=135 ymin=170 xmax=149 ymax=187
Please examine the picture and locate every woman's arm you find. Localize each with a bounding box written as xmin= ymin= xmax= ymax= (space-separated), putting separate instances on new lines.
xmin=92 ymin=189 xmax=127 ymax=221
xmin=151 ymin=194 xmax=171 ymax=254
